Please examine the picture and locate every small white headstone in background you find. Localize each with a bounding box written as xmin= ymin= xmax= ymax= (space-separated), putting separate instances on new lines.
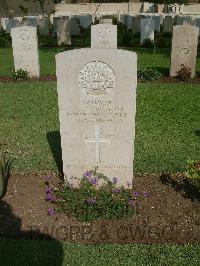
xmin=170 ymin=25 xmax=199 ymax=78
xmin=140 ymin=19 xmax=155 ymax=44
xmin=11 ymin=26 xmax=40 ymax=77
xmin=37 ymin=18 xmax=50 ymax=36
xmin=70 ymin=16 xmax=80 ymax=36
xmin=100 ymin=18 xmax=113 ymax=24
xmin=3 ymin=18 xmax=17 ymax=33
xmin=80 ymin=15 xmax=92 ymax=29
xmin=151 ymin=16 xmax=161 ymax=32
xmin=57 ymin=19 xmax=71 ymax=46
xmin=143 ymin=2 xmax=156 ymax=13
xmin=91 ymin=24 xmax=117 ymax=49
xmin=163 ymin=15 xmax=174 ymax=33
xmin=132 ymin=16 xmax=141 ymax=34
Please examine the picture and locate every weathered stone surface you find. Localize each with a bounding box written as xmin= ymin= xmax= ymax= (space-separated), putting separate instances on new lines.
xmin=2 ymin=18 xmax=17 ymax=33
xmin=56 ymin=48 xmax=137 ymax=188
xmin=53 ymin=16 xmax=62 ymax=29
xmin=163 ymin=15 xmax=174 ymax=33
xmin=37 ymin=18 xmax=50 ymax=36
xmin=69 ymin=16 xmax=80 ymax=36
xmin=91 ymin=24 xmax=117 ymax=49
xmin=79 ymin=15 xmax=92 ymax=29
xmin=143 ymin=2 xmax=155 ymax=13
xmin=132 ymin=16 xmax=141 ymax=34
xmin=57 ymin=19 xmax=71 ymax=46
xmin=151 ymin=16 xmax=160 ymax=32
xmin=11 ymin=26 xmax=40 ymax=77
xmin=170 ymin=25 xmax=199 ymax=78
xmin=140 ymin=19 xmax=154 ymax=44
xmin=100 ymin=18 xmax=113 ymax=24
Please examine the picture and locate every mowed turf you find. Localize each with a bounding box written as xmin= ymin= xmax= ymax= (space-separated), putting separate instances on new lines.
xmin=0 ymin=81 xmax=200 ymax=174
xmin=0 ymin=47 xmax=200 ymax=76
xmin=0 ymin=240 xmax=200 ymax=265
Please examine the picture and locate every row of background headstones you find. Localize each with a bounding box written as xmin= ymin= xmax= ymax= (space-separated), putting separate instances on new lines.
xmin=10 ymin=21 xmax=199 ymax=81
xmin=3 ymin=12 xmax=200 ymax=36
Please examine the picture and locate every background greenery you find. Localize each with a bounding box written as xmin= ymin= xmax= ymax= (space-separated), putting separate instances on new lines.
xmin=0 ymin=47 xmax=200 ymax=77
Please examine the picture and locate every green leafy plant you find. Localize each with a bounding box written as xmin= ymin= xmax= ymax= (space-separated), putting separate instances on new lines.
xmin=11 ymin=69 xmax=29 ymax=81
xmin=155 ymin=36 xmax=171 ymax=48
xmin=46 ymin=168 xmax=148 ymax=222
xmin=138 ymin=67 xmax=161 ymax=81
xmin=176 ymin=65 xmax=192 ymax=82
xmin=185 ymin=160 xmax=200 ymax=190
xmin=117 ymin=24 xmax=133 ymax=47
xmin=141 ymin=39 xmax=154 ymax=48
xmin=112 ymin=16 xmax=118 ymax=25
xmin=0 ymin=152 xmax=12 ymax=198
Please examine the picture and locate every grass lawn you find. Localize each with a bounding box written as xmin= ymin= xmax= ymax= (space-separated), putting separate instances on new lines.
xmin=0 ymin=240 xmax=199 ymax=265
xmin=0 ymin=81 xmax=200 ymax=174
xmin=1 ymin=47 xmax=200 ymax=77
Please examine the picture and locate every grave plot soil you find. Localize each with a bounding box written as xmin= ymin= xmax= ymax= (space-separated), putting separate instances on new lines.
xmin=0 ymin=174 xmax=199 ymax=244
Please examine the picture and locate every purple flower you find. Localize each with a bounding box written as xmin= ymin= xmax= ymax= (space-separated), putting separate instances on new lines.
xmin=133 ymin=191 xmax=139 ymax=197
xmin=47 ymin=208 xmax=54 ymax=216
xmin=112 ymin=188 xmax=121 ymax=193
xmin=86 ymin=198 xmax=97 ymax=205
xmin=45 ymin=187 xmax=52 ymax=194
xmin=83 ymin=171 xmax=92 ymax=178
xmin=112 ymin=177 xmax=118 ymax=185
xmin=129 ymin=200 xmax=135 ymax=208
xmin=45 ymin=193 xmax=55 ymax=202
xmin=45 ymin=187 xmax=56 ymax=202
xmin=127 ymin=181 xmax=131 ymax=188
xmin=45 ymin=175 xmax=52 ymax=182
xmin=89 ymin=178 xmax=98 ymax=186
xmin=143 ymin=191 xmax=149 ymax=198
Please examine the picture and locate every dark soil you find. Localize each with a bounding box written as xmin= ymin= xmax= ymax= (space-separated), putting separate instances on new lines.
xmin=1 ymin=75 xmax=200 ymax=84
xmin=0 ymin=174 xmax=199 ymax=243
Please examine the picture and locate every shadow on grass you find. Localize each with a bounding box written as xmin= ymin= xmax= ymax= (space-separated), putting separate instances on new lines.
xmin=154 ymin=67 xmax=169 ymax=76
xmin=194 ymin=130 xmax=200 ymax=136
xmin=46 ymin=131 xmax=63 ymax=180
xmin=160 ymin=174 xmax=200 ymax=202
xmin=0 ymin=200 xmax=63 ymax=264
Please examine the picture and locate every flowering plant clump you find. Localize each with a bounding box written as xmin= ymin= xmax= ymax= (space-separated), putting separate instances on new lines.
xmin=46 ymin=167 xmax=149 ymax=222
xmin=44 ymin=174 xmax=56 ymax=216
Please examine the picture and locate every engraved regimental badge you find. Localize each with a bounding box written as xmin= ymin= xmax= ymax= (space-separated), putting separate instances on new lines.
xmin=79 ymin=61 xmax=115 ymax=96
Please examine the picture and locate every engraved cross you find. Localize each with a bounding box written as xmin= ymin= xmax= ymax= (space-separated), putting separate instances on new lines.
xmin=85 ymin=125 xmax=110 ymax=163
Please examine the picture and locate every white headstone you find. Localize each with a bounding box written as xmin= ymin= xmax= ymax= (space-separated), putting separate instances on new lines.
xmin=100 ymin=18 xmax=113 ymax=25
xmin=143 ymin=2 xmax=156 ymax=13
xmin=69 ymin=16 xmax=80 ymax=36
xmin=37 ymin=18 xmax=50 ymax=36
xmin=151 ymin=16 xmax=161 ymax=32
xmin=132 ymin=16 xmax=141 ymax=35
xmin=91 ymin=24 xmax=117 ymax=49
xmin=127 ymin=15 xmax=134 ymax=31
xmin=79 ymin=15 xmax=92 ymax=29
xmin=11 ymin=26 xmax=40 ymax=77
xmin=163 ymin=15 xmax=174 ymax=33
xmin=140 ymin=19 xmax=154 ymax=44
xmin=56 ymin=48 xmax=137 ymax=188
xmin=57 ymin=19 xmax=71 ymax=46
xmin=4 ymin=18 xmax=17 ymax=33
xmin=170 ymin=25 xmax=199 ymax=78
